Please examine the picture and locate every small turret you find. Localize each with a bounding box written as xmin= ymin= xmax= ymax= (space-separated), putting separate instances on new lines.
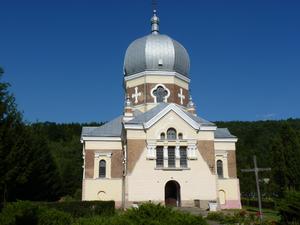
xmin=187 ymin=95 xmax=196 ymax=116
xmin=123 ymin=94 xmax=134 ymax=122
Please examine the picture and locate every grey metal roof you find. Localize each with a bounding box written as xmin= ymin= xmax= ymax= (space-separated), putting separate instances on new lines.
xmin=81 ymin=116 xmax=123 ymax=137
xmin=127 ymin=103 xmax=169 ymax=124
xmin=124 ymin=33 xmax=190 ymax=77
xmin=182 ymin=110 xmax=215 ymax=126
xmin=127 ymin=103 xmax=214 ymax=127
xmin=214 ymin=128 xmax=236 ymax=139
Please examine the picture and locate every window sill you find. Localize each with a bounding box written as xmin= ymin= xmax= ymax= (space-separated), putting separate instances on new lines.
xmin=155 ymin=167 xmax=190 ymax=171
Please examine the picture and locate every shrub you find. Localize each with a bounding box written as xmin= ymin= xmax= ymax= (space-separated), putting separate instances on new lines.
xmin=45 ymin=200 xmax=115 ymax=217
xmin=207 ymin=210 xmax=262 ymax=225
xmin=206 ymin=212 xmax=225 ymax=221
xmin=122 ymin=203 xmax=207 ymax=225
xmin=72 ymin=203 xmax=207 ymax=225
xmin=38 ymin=208 xmax=72 ymax=225
xmin=0 ymin=201 xmax=39 ymax=225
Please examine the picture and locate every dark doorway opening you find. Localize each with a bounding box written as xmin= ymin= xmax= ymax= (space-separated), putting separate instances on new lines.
xmin=165 ymin=180 xmax=181 ymax=207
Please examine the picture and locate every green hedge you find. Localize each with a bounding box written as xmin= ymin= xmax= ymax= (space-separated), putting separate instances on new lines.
xmin=0 ymin=201 xmax=207 ymax=225
xmin=0 ymin=201 xmax=72 ymax=225
xmin=0 ymin=200 xmax=115 ymax=225
xmin=241 ymin=198 xmax=276 ymax=209
xmin=44 ymin=200 xmax=115 ymax=217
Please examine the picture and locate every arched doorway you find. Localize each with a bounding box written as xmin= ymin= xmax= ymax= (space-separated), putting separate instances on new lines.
xmin=165 ymin=180 xmax=181 ymax=207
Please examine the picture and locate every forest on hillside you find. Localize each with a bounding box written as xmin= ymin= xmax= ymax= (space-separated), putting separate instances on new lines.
xmin=1 ymin=67 xmax=300 ymax=204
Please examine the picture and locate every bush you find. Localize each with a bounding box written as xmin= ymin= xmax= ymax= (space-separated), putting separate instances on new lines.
xmin=206 ymin=212 xmax=225 ymax=221
xmin=277 ymin=190 xmax=300 ymax=224
xmin=44 ymin=200 xmax=115 ymax=217
xmin=0 ymin=201 xmax=39 ymax=225
xmin=38 ymin=208 xmax=72 ymax=225
xmin=207 ymin=210 xmax=262 ymax=225
xmin=73 ymin=203 xmax=207 ymax=225
xmin=121 ymin=203 xmax=207 ymax=225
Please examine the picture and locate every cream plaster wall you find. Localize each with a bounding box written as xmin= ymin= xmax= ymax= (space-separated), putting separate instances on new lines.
xmin=146 ymin=111 xmax=214 ymax=140
xmin=127 ymin=130 xmax=146 ymax=139
xmin=83 ymin=179 xmax=122 ymax=201
xmin=217 ymin=179 xmax=240 ymax=200
xmin=127 ymin=147 xmax=217 ymax=202
xmin=214 ymin=142 xmax=236 ymax=151
xmin=85 ymin=141 xmax=122 ymax=150
xmin=125 ymin=75 xmax=189 ymax=90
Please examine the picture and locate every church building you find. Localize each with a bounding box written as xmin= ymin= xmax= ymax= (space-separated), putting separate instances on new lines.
xmin=81 ymin=10 xmax=241 ymax=209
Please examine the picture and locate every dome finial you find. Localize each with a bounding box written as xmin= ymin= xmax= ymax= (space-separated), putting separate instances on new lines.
xmin=151 ymin=3 xmax=159 ymax=34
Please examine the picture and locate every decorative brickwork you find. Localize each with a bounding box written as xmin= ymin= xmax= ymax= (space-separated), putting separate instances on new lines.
xmin=127 ymin=139 xmax=146 ymax=174
xmin=111 ymin=150 xmax=123 ymax=178
xmin=85 ymin=150 xmax=94 ymax=178
xmin=197 ymin=141 xmax=215 ymax=174
xmin=126 ymin=83 xmax=189 ymax=106
xmin=228 ymin=151 xmax=237 ymax=178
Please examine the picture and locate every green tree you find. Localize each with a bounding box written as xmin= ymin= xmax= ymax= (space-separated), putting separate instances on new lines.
xmin=0 ymin=67 xmax=61 ymax=204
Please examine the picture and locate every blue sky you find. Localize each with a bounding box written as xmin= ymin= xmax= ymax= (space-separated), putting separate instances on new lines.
xmin=1 ymin=0 xmax=299 ymax=123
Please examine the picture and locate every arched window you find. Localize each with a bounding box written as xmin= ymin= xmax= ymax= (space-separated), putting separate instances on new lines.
xmin=167 ymin=128 xmax=177 ymax=140
xmin=178 ymin=133 xmax=183 ymax=140
xmin=99 ymin=160 xmax=106 ymax=178
xmin=160 ymin=132 xmax=165 ymax=140
xmin=217 ymin=160 xmax=223 ymax=178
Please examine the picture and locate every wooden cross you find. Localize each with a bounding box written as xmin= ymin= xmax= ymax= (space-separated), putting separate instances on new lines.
xmin=178 ymin=88 xmax=185 ymax=105
xmin=241 ymin=155 xmax=271 ymax=221
xmin=132 ymin=87 xmax=141 ymax=104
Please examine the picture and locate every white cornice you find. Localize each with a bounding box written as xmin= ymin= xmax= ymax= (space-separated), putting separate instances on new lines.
xmin=124 ymin=71 xmax=191 ymax=83
xmin=199 ymin=126 xmax=217 ymax=131
xmin=123 ymin=124 xmax=144 ymax=129
xmin=214 ymin=138 xmax=238 ymax=143
xmin=81 ymin=137 xmax=121 ymax=141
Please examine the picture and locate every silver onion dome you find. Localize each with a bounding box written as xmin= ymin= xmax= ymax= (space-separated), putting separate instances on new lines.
xmin=124 ymin=11 xmax=190 ymax=77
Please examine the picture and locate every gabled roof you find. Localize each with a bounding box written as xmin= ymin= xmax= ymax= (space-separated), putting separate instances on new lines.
xmin=81 ymin=104 xmax=218 ymax=139
xmin=127 ymin=103 xmax=168 ymax=124
xmin=81 ymin=115 xmax=123 ymax=138
xmin=125 ymin=103 xmax=215 ymax=130
xmin=214 ymin=128 xmax=236 ymax=139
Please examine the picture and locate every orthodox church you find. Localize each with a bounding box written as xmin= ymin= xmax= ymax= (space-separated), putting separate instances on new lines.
xmin=81 ymin=10 xmax=241 ymax=209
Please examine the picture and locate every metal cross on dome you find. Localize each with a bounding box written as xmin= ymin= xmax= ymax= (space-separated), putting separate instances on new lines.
xmin=153 ymin=86 xmax=168 ymax=102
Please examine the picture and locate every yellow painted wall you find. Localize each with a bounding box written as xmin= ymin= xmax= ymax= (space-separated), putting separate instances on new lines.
xmin=217 ymin=179 xmax=240 ymax=200
xmin=214 ymin=142 xmax=236 ymax=151
xmin=127 ymin=147 xmax=217 ymax=201
xmin=146 ymin=111 xmax=214 ymax=140
xmin=85 ymin=141 xmax=122 ymax=150
xmin=125 ymin=75 xmax=189 ymax=90
xmin=83 ymin=179 xmax=122 ymax=201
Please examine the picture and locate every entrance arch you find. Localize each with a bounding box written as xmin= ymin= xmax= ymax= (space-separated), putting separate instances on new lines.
xmin=165 ymin=180 xmax=181 ymax=207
